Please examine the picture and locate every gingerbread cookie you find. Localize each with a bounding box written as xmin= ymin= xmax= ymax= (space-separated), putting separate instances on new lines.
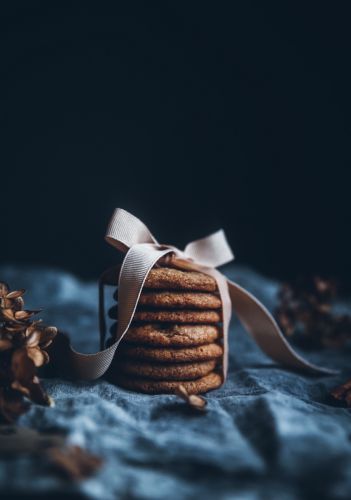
xmin=118 ymin=342 xmax=223 ymax=363
xmin=109 ymin=307 xmax=221 ymax=323
xmin=116 ymin=359 xmax=216 ymax=380
xmin=115 ymin=371 xmax=222 ymax=394
xmin=123 ymin=324 xmax=220 ymax=347
xmin=131 ymin=309 xmax=221 ymax=324
xmin=144 ymin=267 xmax=217 ymax=292
xmin=137 ymin=291 xmax=221 ymax=310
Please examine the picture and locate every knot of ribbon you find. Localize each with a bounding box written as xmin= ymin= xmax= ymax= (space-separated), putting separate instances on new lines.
xmin=65 ymin=208 xmax=336 ymax=380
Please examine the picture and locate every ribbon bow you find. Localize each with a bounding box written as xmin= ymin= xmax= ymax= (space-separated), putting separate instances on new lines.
xmin=66 ymin=208 xmax=336 ymax=380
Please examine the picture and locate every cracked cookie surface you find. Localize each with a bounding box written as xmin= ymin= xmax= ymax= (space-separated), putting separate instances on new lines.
xmin=139 ymin=290 xmax=222 ymax=309
xmin=109 ymin=307 xmax=221 ymax=324
xmin=123 ymin=324 xmax=220 ymax=347
xmin=132 ymin=309 xmax=221 ymax=324
xmin=115 ymin=371 xmax=222 ymax=394
xmin=143 ymin=267 xmax=217 ymax=292
xmin=118 ymin=342 xmax=223 ymax=363
xmin=137 ymin=291 xmax=221 ymax=309
xmin=115 ymin=359 xmax=216 ymax=380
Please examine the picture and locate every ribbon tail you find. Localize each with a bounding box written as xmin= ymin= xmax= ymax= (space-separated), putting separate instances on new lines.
xmin=61 ymin=245 xmax=174 ymax=380
xmin=227 ymin=279 xmax=338 ymax=375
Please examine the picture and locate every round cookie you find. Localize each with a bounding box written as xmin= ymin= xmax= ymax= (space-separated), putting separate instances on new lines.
xmin=132 ymin=309 xmax=221 ymax=324
xmin=123 ymin=324 xmax=220 ymax=347
xmin=118 ymin=342 xmax=223 ymax=363
xmin=108 ymin=307 xmax=221 ymax=323
xmin=116 ymin=359 xmax=216 ymax=380
xmin=144 ymin=267 xmax=217 ymax=292
xmin=115 ymin=372 xmax=222 ymax=394
xmin=138 ymin=291 xmax=221 ymax=310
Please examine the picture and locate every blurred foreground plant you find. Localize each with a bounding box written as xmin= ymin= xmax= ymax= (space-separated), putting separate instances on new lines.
xmin=0 ymin=281 xmax=57 ymax=422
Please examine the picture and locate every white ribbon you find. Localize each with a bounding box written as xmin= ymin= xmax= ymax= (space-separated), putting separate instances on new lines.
xmin=63 ymin=208 xmax=336 ymax=380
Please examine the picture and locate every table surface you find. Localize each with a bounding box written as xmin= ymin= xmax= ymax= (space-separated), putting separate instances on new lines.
xmin=0 ymin=264 xmax=350 ymax=500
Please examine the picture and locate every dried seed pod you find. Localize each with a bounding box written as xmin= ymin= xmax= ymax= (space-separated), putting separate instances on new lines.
xmin=0 ymin=387 xmax=30 ymax=423
xmin=6 ymin=289 xmax=25 ymax=300
xmin=0 ymin=283 xmax=58 ymax=422
xmin=0 ymin=282 xmax=9 ymax=298
xmin=1 ymin=308 xmax=15 ymax=321
xmin=275 ymin=275 xmax=351 ymax=348
xmin=331 ymin=380 xmax=351 ymax=406
xmin=0 ymin=339 xmax=12 ymax=351
xmin=14 ymin=309 xmax=41 ymax=321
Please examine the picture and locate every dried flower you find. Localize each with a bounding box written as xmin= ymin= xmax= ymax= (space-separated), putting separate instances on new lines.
xmin=330 ymin=380 xmax=351 ymax=407
xmin=0 ymin=281 xmax=57 ymax=422
xmin=275 ymin=276 xmax=351 ymax=348
xmin=0 ymin=387 xmax=29 ymax=422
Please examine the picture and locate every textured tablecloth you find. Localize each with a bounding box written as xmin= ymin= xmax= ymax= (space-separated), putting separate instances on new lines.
xmin=0 ymin=265 xmax=351 ymax=499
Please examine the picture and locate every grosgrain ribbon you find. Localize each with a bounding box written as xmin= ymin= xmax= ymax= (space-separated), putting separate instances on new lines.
xmin=65 ymin=208 xmax=336 ymax=380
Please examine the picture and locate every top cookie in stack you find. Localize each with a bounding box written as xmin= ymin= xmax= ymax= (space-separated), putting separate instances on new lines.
xmin=109 ymin=266 xmax=224 ymax=395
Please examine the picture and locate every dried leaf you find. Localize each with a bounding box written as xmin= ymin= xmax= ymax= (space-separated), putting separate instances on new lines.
xmin=3 ymin=297 xmax=22 ymax=310
xmin=48 ymin=445 xmax=103 ymax=480
xmin=14 ymin=309 xmax=41 ymax=321
xmin=39 ymin=326 xmax=57 ymax=348
xmin=4 ymin=323 xmax=26 ymax=332
xmin=175 ymin=384 xmax=207 ymax=411
xmin=276 ymin=275 xmax=351 ymax=348
xmin=11 ymin=348 xmax=37 ymax=383
xmin=27 ymin=346 xmax=49 ymax=367
xmin=11 ymin=380 xmax=31 ymax=398
xmin=27 ymin=376 xmax=52 ymax=406
xmin=13 ymin=296 xmax=24 ymax=311
xmin=2 ymin=308 xmax=15 ymax=321
xmin=6 ymin=289 xmax=25 ymax=299
xmin=331 ymin=379 xmax=351 ymax=404
xmin=25 ymin=330 xmax=41 ymax=347
xmin=10 ymin=350 xmax=50 ymax=403
xmin=25 ymin=320 xmax=43 ymax=331
xmin=0 ymin=282 xmax=9 ymax=298
xmin=0 ymin=388 xmax=29 ymax=423
xmin=0 ymin=339 xmax=13 ymax=351
xmin=1 ymin=283 xmax=57 ymax=415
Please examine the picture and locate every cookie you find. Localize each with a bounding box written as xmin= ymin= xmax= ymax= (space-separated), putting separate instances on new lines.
xmin=109 ymin=307 xmax=221 ymax=323
xmin=123 ymin=324 xmax=220 ymax=347
xmin=144 ymin=267 xmax=217 ymax=292
xmin=115 ymin=371 xmax=222 ymax=394
xmin=118 ymin=342 xmax=223 ymax=363
xmin=116 ymin=359 xmax=216 ymax=380
xmin=131 ymin=309 xmax=221 ymax=324
xmin=137 ymin=291 xmax=221 ymax=310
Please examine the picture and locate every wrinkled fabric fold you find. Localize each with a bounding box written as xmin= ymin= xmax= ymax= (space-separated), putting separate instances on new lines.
xmin=63 ymin=208 xmax=337 ymax=380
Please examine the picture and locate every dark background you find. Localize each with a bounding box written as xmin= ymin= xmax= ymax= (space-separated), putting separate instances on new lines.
xmin=1 ymin=3 xmax=351 ymax=285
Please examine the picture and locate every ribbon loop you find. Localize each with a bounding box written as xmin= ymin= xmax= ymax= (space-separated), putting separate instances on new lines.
xmin=184 ymin=229 xmax=234 ymax=268
xmin=58 ymin=208 xmax=337 ymax=381
xmin=105 ymin=208 xmax=157 ymax=252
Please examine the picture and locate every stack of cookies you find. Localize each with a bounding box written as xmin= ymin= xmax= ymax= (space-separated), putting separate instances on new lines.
xmin=109 ymin=265 xmax=224 ymax=395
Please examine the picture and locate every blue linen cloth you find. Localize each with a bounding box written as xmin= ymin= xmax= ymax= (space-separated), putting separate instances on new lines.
xmin=0 ymin=264 xmax=350 ymax=499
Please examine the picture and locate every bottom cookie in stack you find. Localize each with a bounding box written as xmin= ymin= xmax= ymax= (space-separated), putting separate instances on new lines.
xmin=114 ymin=328 xmax=223 ymax=394
xmin=109 ymin=266 xmax=224 ymax=395
xmin=116 ymin=371 xmax=222 ymax=395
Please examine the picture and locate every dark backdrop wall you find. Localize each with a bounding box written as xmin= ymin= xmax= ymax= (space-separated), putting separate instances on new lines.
xmin=2 ymin=3 xmax=351 ymax=285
